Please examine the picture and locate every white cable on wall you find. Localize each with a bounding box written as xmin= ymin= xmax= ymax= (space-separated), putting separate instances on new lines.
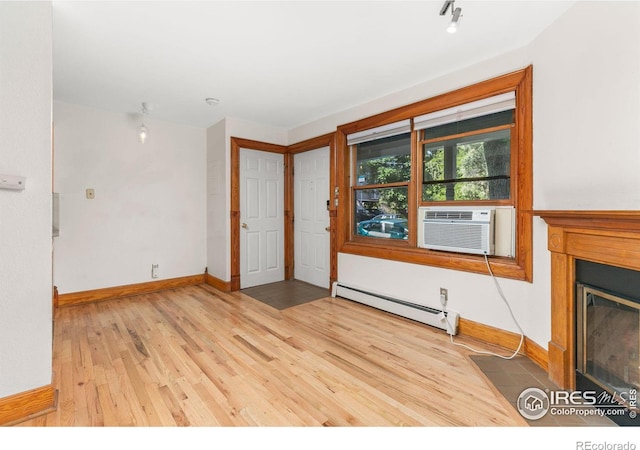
xmin=443 ymin=254 xmax=524 ymax=360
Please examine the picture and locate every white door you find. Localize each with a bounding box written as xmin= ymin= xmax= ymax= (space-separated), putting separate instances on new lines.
xmin=294 ymin=146 xmax=330 ymax=288
xmin=240 ymin=149 xmax=285 ymax=289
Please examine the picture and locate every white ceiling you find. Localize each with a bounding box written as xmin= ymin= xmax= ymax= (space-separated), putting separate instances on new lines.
xmin=52 ymin=0 xmax=575 ymax=130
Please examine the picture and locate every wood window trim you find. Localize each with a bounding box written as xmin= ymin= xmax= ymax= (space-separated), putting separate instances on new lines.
xmin=336 ymin=66 xmax=533 ymax=282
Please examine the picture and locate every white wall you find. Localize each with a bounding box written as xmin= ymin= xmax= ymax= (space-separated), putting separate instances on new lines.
xmin=225 ymin=117 xmax=288 ymax=148
xmin=288 ymin=48 xmax=530 ymax=144
xmin=53 ymin=102 xmax=207 ymax=293
xmin=206 ymin=119 xmax=227 ymax=280
xmin=206 ymin=117 xmax=288 ymax=282
xmin=0 ymin=2 xmax=53 ymax=397
xmin=531 ymin=0 xmax=640 ymax=210
xmin=288 ymin=1 xmax=640 ymax=349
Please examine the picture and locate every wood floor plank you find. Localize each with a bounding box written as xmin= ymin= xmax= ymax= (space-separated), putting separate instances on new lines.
xmin=17 ymin=284 xmax=528 ymax=427
xmin=155 ymin=384 xmax=187 ymax=426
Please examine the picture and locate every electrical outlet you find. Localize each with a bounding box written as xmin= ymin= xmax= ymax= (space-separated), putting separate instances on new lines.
xmin=440 ymin=288 xmax=448 ymax=306
xmin=151 ymin=264 xmax=159 ymax=278
xmin=86 ymin=188 xmax=95 ymax=199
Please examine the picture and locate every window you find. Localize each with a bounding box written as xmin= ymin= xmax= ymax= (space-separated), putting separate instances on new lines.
xmin=337 ymin=67 xmax=533 ymax=281
xmin=417 ymin=92 xmax=515 ymax=203
xmin=422 ymin=117 xmax=513 ymax=202
xmin=422 ymin=128 xmax=511 ymax=202
xmin=352 ymin=132 xmax=411 ymax=240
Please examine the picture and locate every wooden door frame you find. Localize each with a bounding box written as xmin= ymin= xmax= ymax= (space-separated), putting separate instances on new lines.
xmin=289 ymin=134 xmax=336 ymax=290
xmin=230 ymin=133 xmax=336 ymax=291
xmin=230 ymin=138 xmax=288 ymax=291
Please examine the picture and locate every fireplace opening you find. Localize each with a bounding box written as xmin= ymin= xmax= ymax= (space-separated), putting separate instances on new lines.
xmin=575 ymin=260 xmax=640 ymax=426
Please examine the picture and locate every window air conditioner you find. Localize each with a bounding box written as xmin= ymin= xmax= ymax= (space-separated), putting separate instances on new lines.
xmin=418 ymin=207 xmax=495 ymax=255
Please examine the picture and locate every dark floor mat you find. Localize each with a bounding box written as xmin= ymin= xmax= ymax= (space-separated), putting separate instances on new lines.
xmin=241 ymin=280 xmax=330 ymax=310
xmin=470 ymin=355 xmax=615 ymax=426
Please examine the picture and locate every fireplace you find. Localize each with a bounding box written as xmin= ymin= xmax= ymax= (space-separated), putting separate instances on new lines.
xmin=577 ymin=283 xmax=639 ymax=392
xmin=575 ymin=261 xmax=640 ymax=425
xmin=576 ymin=261 xmax=640 ymax=394
xmin=536 ymin=211 xmax=640 ymax=425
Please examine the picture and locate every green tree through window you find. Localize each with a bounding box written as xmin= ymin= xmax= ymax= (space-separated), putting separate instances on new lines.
xmin=357 ymin=154 xmax=410 ymax=216
xmin=423 ymin=127 xmax=511 ymax=202
xmin=354 ymin=133 xmax=411 ymax=239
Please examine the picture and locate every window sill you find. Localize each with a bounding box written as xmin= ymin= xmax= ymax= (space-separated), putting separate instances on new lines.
xmin=339 ymin=240 xmax=530 ymax=282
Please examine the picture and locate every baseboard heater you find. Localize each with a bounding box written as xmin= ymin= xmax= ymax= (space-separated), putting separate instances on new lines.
xmin=331 ymin=282 xmax=459 ymax=335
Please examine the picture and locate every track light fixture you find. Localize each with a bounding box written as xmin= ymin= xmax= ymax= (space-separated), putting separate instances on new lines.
xmin=139 ymin=102 xmax=150 ymax=144
xmin=447 ymin=7 xmax=462 ymax=33
xmin=440 ymin=0 xmax=462 ymax=34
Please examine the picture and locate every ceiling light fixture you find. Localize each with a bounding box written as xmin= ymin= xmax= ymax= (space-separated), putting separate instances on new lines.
xmin=139 ymin=102 xmax=150 ymax=144
xmin=440 ymin=0 xmax=462 ymax=34
xmin=205 ymin=97 xmax=220 ymax=106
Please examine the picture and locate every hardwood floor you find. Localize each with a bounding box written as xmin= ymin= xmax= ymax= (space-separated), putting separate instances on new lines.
xmin=17 ymin=284 xmax=527 ymax=426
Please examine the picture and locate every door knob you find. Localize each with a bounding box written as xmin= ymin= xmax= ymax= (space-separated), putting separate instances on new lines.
xmin=241 ymin=223 xmax=248 ymax=229
xmin=325 ymin=226 xmax=331 ymax=232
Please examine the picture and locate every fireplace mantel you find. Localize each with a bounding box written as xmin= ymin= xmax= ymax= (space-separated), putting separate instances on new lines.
xmin=534 ymin=210 xmax=640 ymax=389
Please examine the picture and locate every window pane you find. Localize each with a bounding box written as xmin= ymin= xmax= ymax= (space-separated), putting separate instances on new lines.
xmin=423 ymin=129 xmax=510 ymax=201
xmin=422 ymin=179 xmax=511 ymax=201
xmin=354 ymin=187 xmax=408 ymax=240
xmin=355 ymin=133 xmax=411 ymax=186
xmin=422 ymin=110 xmax=513 ymax=141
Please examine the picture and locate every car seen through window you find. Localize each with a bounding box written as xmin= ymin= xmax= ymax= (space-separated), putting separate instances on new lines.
xmin=357 ymin=214 xmax=408 ymax=240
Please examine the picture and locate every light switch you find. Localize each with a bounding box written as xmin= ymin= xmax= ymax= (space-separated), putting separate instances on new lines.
xmin=86 ymin=188 xmax=95 ymax=199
